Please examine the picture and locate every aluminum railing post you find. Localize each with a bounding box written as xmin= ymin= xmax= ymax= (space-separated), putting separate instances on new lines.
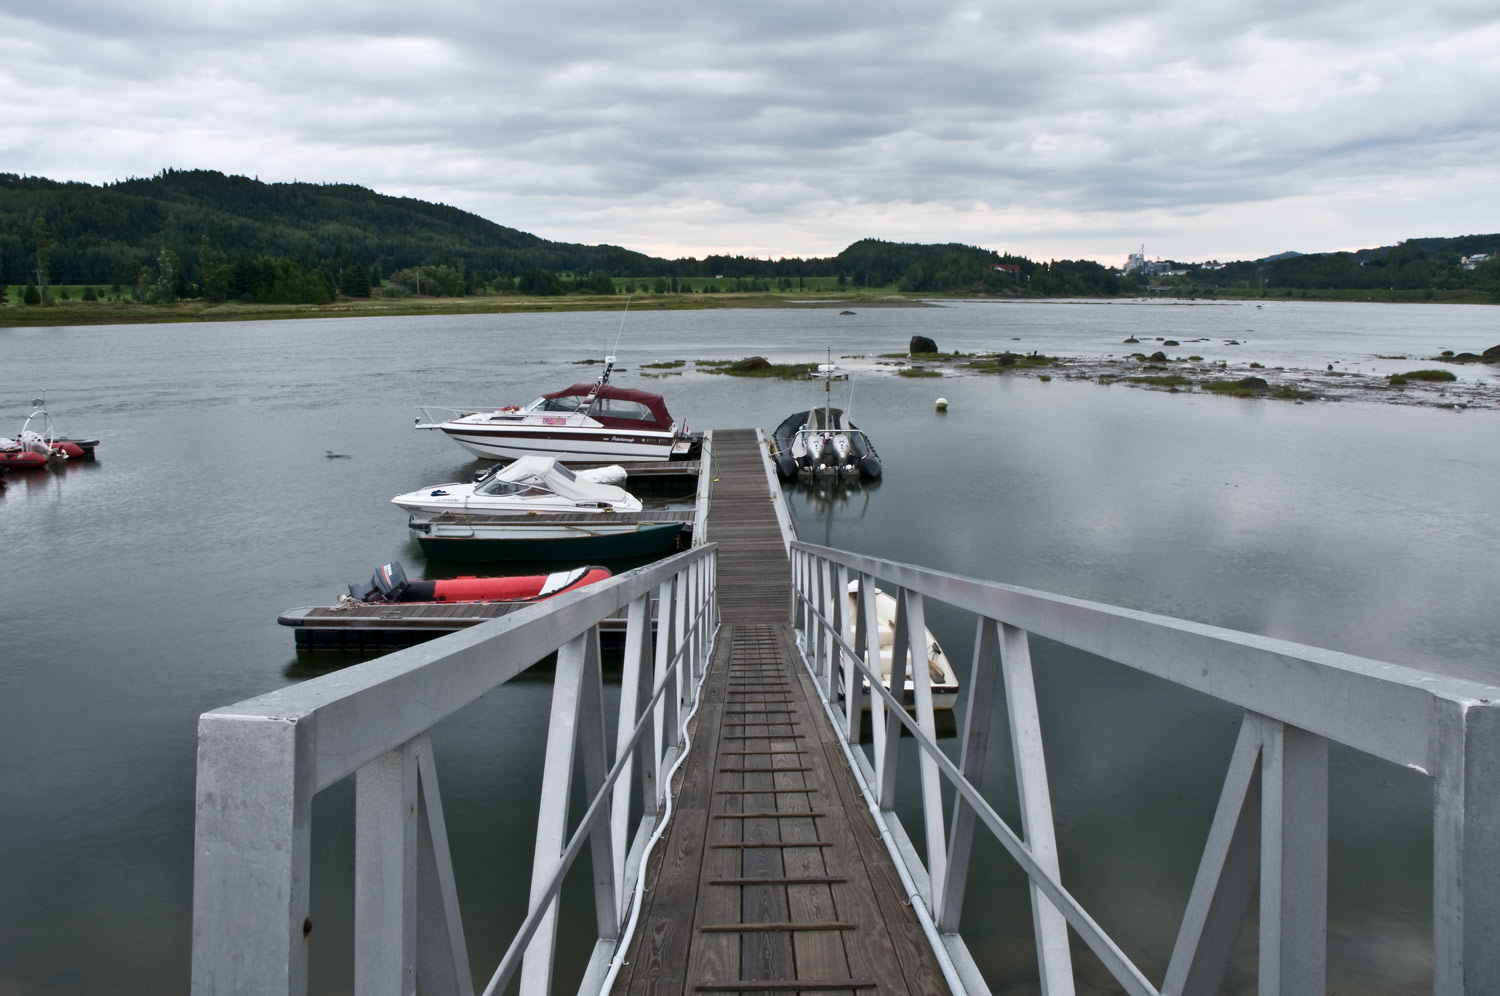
xmin=877 ymin=586 xmax=912 ymax=810
xmin=519 ymin=633 xmax=590 ymax=996
xmin=673 ymin=567 xmax=690 ymax=738
xmin=832 ymin=564 xmax=850 ymax=704
xmin=843 ymin=573 xmax=871 ymax=743
xmin=1162 ymin=714 xmax=1263 ymax=996
xmin=860 ymin=577 xmax=886 ymax=784
xmin=1259 ymin=722 xmax=1328 ymax=996
xmin=905 ymin=589 xmax=947 ymax=908
xmin=192 ymin=713 xmax=313 ymax=996
xmin=413 ymin=738 xmax=474 ymax=996
xmin=938 ymin=616 xmax=1003 ymax=932
xmin=355 ymin=741 xmax=419 ymax=996
xmin=1433 ymin=698 xmax=1500 ymax=995
xmin=788 ymin=547 xmax=800 ymax=626
xmin=575 ymin=627 xmax=618 ymax=943
xmin=619 ymin=594 xmax=654 ymax=856
xmin=654 ymin=576 xmax=679 ymax=782
xmin=998 ymin=623 xmax=1074 ymax=996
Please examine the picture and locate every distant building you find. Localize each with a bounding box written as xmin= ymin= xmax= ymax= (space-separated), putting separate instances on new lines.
xmin=993 ymin=264 xmax=1021 ymax=274
xmin=1124 ymin=245 xmax=1147 ymax=274
xmin=1461 ymin=253 xmax=1491 ymax=271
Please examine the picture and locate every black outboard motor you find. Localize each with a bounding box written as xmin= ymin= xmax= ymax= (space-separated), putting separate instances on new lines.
xmin=349 ymin=561 xmax=411 ymax=602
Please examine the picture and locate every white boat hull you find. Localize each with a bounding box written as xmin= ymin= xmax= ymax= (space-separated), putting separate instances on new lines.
xmin=845 ymin=585 xmax=960 ymax=712
xmin=392 ymin=456 xmax=644 ymax=516
xmin=425 ymin=407 xmax=682 ymax=464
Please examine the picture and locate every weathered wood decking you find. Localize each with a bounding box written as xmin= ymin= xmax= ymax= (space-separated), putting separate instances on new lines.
xmin=611 ymin=430 xmax=949 ymax=996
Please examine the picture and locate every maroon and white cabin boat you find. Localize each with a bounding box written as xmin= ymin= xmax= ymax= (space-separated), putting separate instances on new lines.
xmin=416 ymin=357 xmax=692 ymax=465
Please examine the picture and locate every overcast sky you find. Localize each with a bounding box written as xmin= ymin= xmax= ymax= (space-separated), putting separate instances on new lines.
xmin=3 ymin=1 xmax=1496 ymax=265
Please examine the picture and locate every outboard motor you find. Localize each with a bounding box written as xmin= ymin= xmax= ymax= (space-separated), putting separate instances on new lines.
xmin=349 ymin=561 xmax=411 ymax=602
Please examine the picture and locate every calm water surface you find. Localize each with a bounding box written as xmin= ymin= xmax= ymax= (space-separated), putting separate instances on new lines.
xmin=2 ymin=301 xmax=1498 ymax=994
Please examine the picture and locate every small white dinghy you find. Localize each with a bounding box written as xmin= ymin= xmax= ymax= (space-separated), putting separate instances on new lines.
xmin=845 ymin=582 xmax=959 ymax=711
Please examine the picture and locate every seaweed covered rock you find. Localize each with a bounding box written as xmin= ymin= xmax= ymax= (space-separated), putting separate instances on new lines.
xmin=1484 ymin=344 xmax=1500 ymax=362
xmin=1237 ymin=376 xmax=1270 ymax=392
xmin=730 ymin=356 xmax=772 ymax=373
xmin=910 ymin=335 xmax=938 ymax=355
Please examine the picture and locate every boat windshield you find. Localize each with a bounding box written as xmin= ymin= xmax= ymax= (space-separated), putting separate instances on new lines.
xmin=477 ymin=478 xmax=554 ymax=498
xmin=522 ymin=395 xmax=583 ymax=413
xmin=551 ymin=463 xmax=578 ymax=482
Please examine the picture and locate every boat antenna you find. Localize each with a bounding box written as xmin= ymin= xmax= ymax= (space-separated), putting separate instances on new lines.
xmin=611 ymin=293 xmax=632 ymax=359
xmin=586 ymin=294 xmax=633 ymax=413
xmin=824 ymin=348 xmax=833 ymax=425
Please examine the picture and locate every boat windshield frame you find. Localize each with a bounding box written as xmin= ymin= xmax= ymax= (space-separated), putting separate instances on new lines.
xmin=476 ymin=477 xmax=557 ymax=498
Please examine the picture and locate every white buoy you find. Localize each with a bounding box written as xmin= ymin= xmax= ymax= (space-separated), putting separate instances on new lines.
xmin=935 ymin=397 xmax=948 ymax=412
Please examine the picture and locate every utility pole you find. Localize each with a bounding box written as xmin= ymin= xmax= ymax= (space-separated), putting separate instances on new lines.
xmin=33 ymin=217 xmax=52 ymax=306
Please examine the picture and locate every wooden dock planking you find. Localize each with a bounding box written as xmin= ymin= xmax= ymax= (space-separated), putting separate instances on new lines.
xmin=702 ymin=430 xmax=790 ymax=622
xmin=613 ymin=430 xmax=947 ymax=996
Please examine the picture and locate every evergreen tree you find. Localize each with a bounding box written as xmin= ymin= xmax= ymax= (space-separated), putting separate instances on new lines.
xmin=24 ymin=277 xmax=40 ymax=305
xmin=339 ymin=263 xmax=371 ymax=297
xmin=82 ymin=285 xmax=98 ymax=301
xmin=156 ymin=248 xmax=180 ymax=304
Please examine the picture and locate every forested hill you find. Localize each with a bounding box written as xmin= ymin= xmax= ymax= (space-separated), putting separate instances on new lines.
xmin=4 ymin=169 xmax=1494 ymax=307
xmin=0 ymin=169 xmax=1120 ymax=300
xmin=0 ymin=169 xmax=655 ymax=289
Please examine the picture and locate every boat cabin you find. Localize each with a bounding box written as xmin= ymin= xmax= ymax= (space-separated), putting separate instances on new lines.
xmin=524 ymin=384 xmax=676 ymax=432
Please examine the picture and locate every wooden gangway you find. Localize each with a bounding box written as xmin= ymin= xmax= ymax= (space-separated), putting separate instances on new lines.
xmin=191 ymin=428 xmax=1500 ymax=996
xmin=612 ymin=430 xmax=949 ymax=995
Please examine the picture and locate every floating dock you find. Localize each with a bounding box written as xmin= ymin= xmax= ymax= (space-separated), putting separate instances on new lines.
xmin=280 ymin=457 xmax=707 ymax=650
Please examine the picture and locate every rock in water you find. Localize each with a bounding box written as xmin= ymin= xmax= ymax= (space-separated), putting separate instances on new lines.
xmin=910 ymin=335 xmax=938 ymax=354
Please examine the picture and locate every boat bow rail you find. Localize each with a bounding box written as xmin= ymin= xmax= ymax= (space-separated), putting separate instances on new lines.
xmin=415 ymin=405 xmax=481 ymax=429
xmin=191 ymin=544 xmax=717 ymax=996
xmin=790 ymin=541 xmax=1500 ymax=996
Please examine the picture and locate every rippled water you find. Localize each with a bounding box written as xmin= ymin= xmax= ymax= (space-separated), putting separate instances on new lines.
xmin=2 ymin=301 xmax=1497 ymax=994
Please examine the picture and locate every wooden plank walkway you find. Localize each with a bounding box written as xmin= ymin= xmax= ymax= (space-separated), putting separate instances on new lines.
xmin=612 ymin=430 xmax=949 ymax=996
xmin=701 ymin=430 xmax=791 ymax=621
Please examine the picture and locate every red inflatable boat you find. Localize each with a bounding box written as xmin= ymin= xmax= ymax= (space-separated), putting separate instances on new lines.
xmin=348 ymin=561 xmax=612 ymax=604
xmin=0 ymin=397 xmax=98 ymax=469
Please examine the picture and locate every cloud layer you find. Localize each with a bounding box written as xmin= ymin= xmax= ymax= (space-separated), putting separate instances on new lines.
xmin=3 ymin=1 xmax=1497 ymax=263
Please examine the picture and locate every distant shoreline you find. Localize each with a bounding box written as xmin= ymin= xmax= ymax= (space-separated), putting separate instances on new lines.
xmin=1 ymin=287 xmax=1495 ymax=329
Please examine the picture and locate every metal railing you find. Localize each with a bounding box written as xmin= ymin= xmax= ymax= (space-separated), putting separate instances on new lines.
xmin=790 ymin=541 xmax=1500 ymax=996
xmin=191 ymin=544 xmax=717 ymax=996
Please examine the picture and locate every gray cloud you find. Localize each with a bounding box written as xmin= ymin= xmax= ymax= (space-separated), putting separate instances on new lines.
xmin=2 ymin=0 xmax=1496 ymax=263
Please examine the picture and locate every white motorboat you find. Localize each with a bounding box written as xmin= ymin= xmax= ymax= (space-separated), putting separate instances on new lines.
xmin=391 ymin=456 xmax=643 ymax=516
xmin=416 ymin=357 xmax=692 ymax=464
xmin=845 ymin=582 xmax=959 ymax=712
